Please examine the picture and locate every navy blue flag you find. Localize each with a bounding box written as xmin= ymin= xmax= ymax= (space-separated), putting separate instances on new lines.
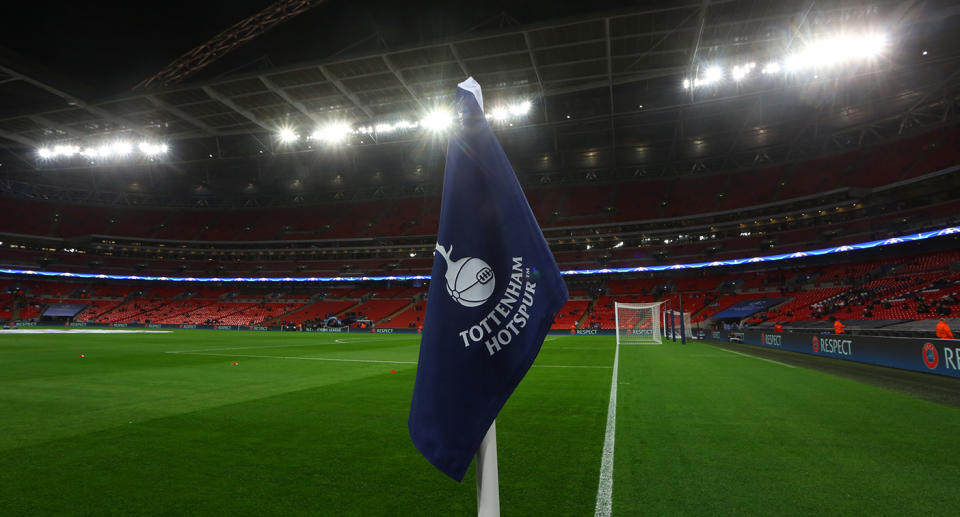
xmin=409 ymin=78 xmax=569 ymax=481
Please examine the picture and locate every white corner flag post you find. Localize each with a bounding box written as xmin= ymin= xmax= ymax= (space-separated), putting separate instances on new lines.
xmin=458 ymin=76 xmax=501 ymax=517
xmin=476 ymin=421 xmax=500 ymax=517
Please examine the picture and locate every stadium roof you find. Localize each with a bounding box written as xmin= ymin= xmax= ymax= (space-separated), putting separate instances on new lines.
xmin=1 ymin=0 xmax=959 ymax=207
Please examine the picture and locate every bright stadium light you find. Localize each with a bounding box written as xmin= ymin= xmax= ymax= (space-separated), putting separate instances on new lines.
xmin=685 ymin=65 xmax=724 ymax=89
xmin=680 ymin=33 xmax=887 ymax=91
xmin=53 ymin=144 xmax=79 ymax=157
xmin=489 ymin=107 xmax=509 ymax=122
xmin=509 ymin=100 xmax=531 ymax=116
xmin=704 ymin=66 xmax=723 ymax=84
xmin=731 ymin=62 xmax=756 ymax=81
xmin=487 ymin=100 xmax=533 ymax=122
xmin=420 ymin=109 xmax=453 ymax=132
xmin=310 ymin=123 xmax=352 ymax=144
xmin=786 ymin=33 xmax=887 ymax=72
xmin=111 ymin=141 xmax=133 ymax=156
xmin=37 ymin=140 xmax=172 ymax=163
xmin=138 ymin=142 xmax=168 ymax=156
xmin=369 ymin=120 xmax=418 ymax=134
xmin=277 ymin=128 xmax=299 ymax=143
xmin=857 ymin=33 xmax=887 ymax=57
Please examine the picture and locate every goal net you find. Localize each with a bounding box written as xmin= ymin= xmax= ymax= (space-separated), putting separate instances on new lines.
xmin=615 ymin=302 xmax=664 ymax=345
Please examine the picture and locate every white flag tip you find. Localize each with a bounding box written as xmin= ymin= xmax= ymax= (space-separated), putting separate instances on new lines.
xmin=458 ymin=77 xmax=483 ymax=112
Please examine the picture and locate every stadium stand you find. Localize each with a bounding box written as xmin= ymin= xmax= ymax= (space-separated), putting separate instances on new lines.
xmin=3 ymin=241 xmax=958 ymax=334
xmin=1 ymin=122 xmax=959 ymax=334
xmin=551 ymin=300 xmax=591 ymax=329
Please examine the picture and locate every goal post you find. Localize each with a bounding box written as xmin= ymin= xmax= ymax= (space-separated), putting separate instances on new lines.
xmin=614 ymin=301 xmax=665 ymax=345
xmin=662 ymin=309 xmax=693 ymax=341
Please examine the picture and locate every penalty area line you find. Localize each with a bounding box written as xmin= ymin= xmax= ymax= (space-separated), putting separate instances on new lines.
xmin=594 ymin=340 xmax=619 ymax=517
xmin=714 ymin=346 xmax=796 ymax=368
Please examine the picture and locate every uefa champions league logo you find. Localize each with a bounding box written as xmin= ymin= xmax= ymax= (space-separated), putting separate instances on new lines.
xmin=436 ymin=243 xmax=495 ymax=307
xmin=922 ymin=343 xmax=939 ymax=369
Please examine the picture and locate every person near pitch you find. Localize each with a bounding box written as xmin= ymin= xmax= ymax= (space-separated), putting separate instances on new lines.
xmin=936 ymin=319 xmax=954 ymax=339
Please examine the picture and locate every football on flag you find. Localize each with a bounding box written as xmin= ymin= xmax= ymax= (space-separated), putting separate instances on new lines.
xmin=446 ymin=257 xmax=495 ymax=307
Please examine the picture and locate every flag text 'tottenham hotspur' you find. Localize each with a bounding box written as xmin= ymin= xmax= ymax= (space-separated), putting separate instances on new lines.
xmin=457 ymin=256 xmax=537 ymax=355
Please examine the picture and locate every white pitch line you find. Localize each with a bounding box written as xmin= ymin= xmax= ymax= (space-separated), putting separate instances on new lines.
xmin=545 ymin=346 xmax=611 ymax=351
xmin=166 ymin=351 xmax=417 ymax=365
xmin=166 ymin=338 xmax=389 ymax=354
xmin=167 ymin=343 xmax=328 ymax=353
xmin=594 ymin=340 xmax=619 ymax=517
xmin=715 ymin=346 xmax=796 ymax=368
xmin=167 ymin=351 xmax=611 ymax=369
xmin=534 ymin=364 xmax=612 ymax=369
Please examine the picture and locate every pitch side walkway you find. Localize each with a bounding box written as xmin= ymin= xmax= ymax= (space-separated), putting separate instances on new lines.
xmin=705 ymin=339 xmax=960 ymax=408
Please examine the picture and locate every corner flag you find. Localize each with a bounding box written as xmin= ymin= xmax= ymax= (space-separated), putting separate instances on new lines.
xmin=409 ymin=78 xmax=569 ymax=481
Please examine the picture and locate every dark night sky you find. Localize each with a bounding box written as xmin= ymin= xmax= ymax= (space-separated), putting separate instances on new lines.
xmin=0 ymin=0 xmax=644 ymax=99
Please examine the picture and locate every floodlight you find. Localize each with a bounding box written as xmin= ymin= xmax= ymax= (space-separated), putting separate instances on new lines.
xmin=704 ymin=66 xmax=722 ymax=83
xmin=489 ymin=107 xmax=509 ymax=122
xmin=786 ymin=33 xmax=887 ymax=72
xmin=139 ymin=142 xmax=168 ymax=156
xmin=53 ymin=144 xmax=79 ymax=157
xmin=762 ymin=62 xmax=781 ymax=74
xmin=310 ymin=123 xmax=351 ymax=144
xmin=278 ymin=128 xmax=299 ymax=143
xmin=420 ymin=109 xmax=453 ymax=132
xmin=37 ymin=148 xmax=52 ymax=159
xmin=111 ymin=141 xmax=133 ymax=156
xmin=374 ymin=120 xmax=417 ymax=134
xmin=858 ymin=34 xmax=886 ymax=58
xmin=509 ymin=101 xmax=531 ymax=116
xmin=682 ymin=78 xmax=691 ymax=89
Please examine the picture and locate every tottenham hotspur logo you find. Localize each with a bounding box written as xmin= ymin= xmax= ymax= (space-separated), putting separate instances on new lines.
xmin=436 ymin=243 xmax=496 ymax=307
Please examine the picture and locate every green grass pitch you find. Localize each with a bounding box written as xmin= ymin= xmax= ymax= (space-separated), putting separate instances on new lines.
xmin=1 ymin=330 xmax=958 ymax=516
